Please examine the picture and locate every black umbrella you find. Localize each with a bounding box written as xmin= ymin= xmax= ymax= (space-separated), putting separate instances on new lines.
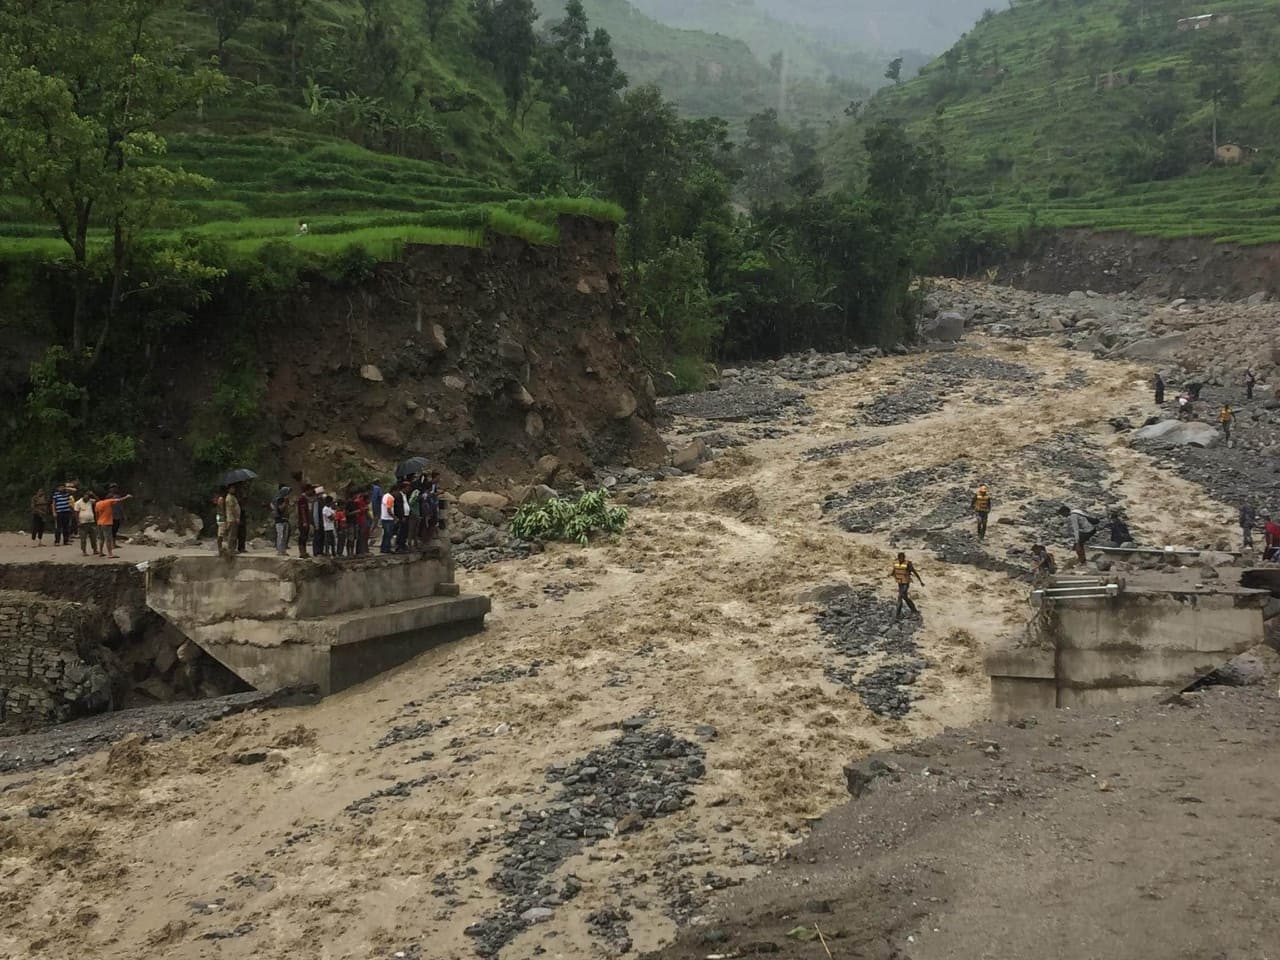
xmin=395 ymin=456 xmax=430 ymax=480
xmin=219 ymin=468 xmax=258 ymax=486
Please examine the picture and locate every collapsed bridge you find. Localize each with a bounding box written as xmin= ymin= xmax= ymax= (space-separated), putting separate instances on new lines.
xmin=145 ymin=544 xmax=490 ymax=695
xmin=986 ymin=569 xmax=1274 ymax=718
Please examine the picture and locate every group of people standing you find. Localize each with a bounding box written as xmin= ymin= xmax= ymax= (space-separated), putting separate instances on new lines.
xmin=887 ymin=485 xmax=1142 ymax=621
xmin=1155 ymin=369 xmax=1255 ymax=441
xmin=28 ymin=482 xmax=133 ymax=559
xmin=214 ymin=473 xmax=445 ymax=560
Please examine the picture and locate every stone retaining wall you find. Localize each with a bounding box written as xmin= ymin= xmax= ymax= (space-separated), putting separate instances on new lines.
xmin=0 ymin=590 xmax=112 ymax=727
xmin=0 ymin=561 xmax=145 ymax=608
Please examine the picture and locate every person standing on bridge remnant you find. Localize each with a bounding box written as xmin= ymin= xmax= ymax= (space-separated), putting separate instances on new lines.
xmin=971 ymin=484 xmax=992 ymax=540
xmin=30 ymin=487 xmax=49 ymax=546
xmin=1058 ymin=504 xmax=1098 ymax=564
xmin=219 ymin=486 xmax=240 ymax=559
xmin=1219 ymin=403 xmax=1235 ymax=442
xmin=272 ymin=485 xmax=291 ymax=556
xmin=296 ymin=484 xmax=313 ymax=558
xmin=380 ymin=484 xmax=397 ymax=554
xmin=51 ymin=483 xmax=73 ymax=547
xmin=1154 ymin=372 xmax=1165 ymax=405
xmin=75 ymin=489 xmax=99 ymax=556
xmin=1240 ymin=502 xmax=1257 ymax=551
xmin=891 ymin=552 xmax=924 ymax=621
xmin=97 ymin=489 xmax=133 ymax=559
xmin=1245 ymin=369 xmax=1257 ymax=400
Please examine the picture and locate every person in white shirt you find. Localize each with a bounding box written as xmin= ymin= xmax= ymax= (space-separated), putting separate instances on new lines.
xmin=322 ymin=495 xmax=337 ymax=556
xmin=380 ymin=489 xmax=397 ymax=553
xmin=74 ymin=493 xmax=99 ymax=556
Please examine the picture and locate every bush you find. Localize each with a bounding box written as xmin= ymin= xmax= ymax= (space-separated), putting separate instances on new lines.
xmin=509 ymin=490 xmax=629 ymax=545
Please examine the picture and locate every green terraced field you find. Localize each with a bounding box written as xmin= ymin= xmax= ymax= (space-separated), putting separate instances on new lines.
xmin=0 ymin=134 xmax=623 ymax=268
xmin=833 ymin=0 xmax=1280 ymax=246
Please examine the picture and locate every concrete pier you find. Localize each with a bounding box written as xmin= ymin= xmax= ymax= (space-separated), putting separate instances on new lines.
xmin=986 ymin=573 xmax=1268 ymax=719
xmin=146 ymin=544 xmax=489 ymax=694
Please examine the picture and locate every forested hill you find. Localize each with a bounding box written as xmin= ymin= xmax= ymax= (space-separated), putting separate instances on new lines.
xmin=830 ymin=0 xmax=1280 ymax=253
xmin=618 ymin=0 xmax=909 ymax=94
xmin=534 ymin=0 xmax=861 ymax=125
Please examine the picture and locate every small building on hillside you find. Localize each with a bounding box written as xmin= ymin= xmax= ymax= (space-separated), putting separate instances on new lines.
xmin=1215 ymin=143 xmax=1247 ymax=164
xmin=1177 ymin=13 xmax=1232 ymax=30
xmin=1094 ymin=70 xmax=1131 ymax=90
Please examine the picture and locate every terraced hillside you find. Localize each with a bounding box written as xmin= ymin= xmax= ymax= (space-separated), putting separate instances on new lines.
xmin=829 ymin=0 xmax=1280 ymax=248
xmin=0 ymin=133 xmax=620 ymax=268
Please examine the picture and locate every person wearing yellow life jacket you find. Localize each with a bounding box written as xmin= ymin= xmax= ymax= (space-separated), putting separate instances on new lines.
xmin=1219 ymin=403 xmax=1235 ymax=442
xmin=971 ymin=484 xmax=992 ymax=540
xmin=891 ymin=552 xmax=924 ymax=621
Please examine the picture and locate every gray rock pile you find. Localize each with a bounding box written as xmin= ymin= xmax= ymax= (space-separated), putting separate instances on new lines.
xmin=815 ymin=589 xmax=925 ymax=718
xmin=465 ymin=725 xmax=706 ymax=956
xmin=802 ymin=436 xmax=887 ymax=463
xmin=822 ymin=462 xmax=973 ymax=534
xmin=738 ymin=349 xmax=877 ymax=382
xmin=659 ymin=381 xmax=811 ymax=423
xmin=855 ymin=383 xmax=944 ymax=426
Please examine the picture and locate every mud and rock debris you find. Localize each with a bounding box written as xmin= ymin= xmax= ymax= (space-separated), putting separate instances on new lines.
xmin=816 ymin=591 xmax=926 ymax=718
xmin=822 ymin=463 xmax=974 ymax=535
xmin=464 ymin=727 xmax=706 ymax=957
xmin=802 ymin=437 xmax=887 ymax=463
xmin=919 ymin=354 xmax=1039 ymax=384
xmin=374 ymin=716 xmax=454 ymax=749
xmin=659 ymin=383 xmax=812 ymax=423
xmin=855 ymin=383 xmax=945 ymax=426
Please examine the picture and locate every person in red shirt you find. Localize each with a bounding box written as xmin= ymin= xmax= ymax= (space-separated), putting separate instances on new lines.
xmin=1263 ymin=515 xmax=1280 ymax=561
xmin=353 ymin=492 xmax=371 ymax=554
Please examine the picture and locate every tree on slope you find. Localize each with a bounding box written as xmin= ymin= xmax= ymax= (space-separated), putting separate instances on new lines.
xmin=1191 ymin=31 xmax=1243 ymax=159
xmin=197 ymin=0 xmax=258 ymax=67
xmin=473 ymin=0 xmax=538 ymax=113
xmin=423 ymin=0 xmax=451 ymax=38
xmin=543 ymin=0 xmax=626 ymax=172
xmin=270 ymin=0 xmax=309 ymax=85
xmin=0 ymin=0 xmax=225 ymax=365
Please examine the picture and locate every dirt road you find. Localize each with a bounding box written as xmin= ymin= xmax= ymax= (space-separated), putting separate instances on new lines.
xmin=0 ymin=310 xmax=1251 ymax=960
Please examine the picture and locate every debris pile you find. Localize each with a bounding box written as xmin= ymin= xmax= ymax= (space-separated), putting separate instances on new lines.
xmin=816 ymin=591 xmax=926 ymax=718
xmin=465 ymin=725 xmax=706 ymax=956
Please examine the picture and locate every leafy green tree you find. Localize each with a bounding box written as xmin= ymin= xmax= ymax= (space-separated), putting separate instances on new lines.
xmin=739 ymin=110 xmax=822 ymax=208
xmin=885 ymin=57 xmax=903 ymax=84
xmin=270 ymin=0 xmax=309 ymax=85
xmin=591 ymin=85 xmax=682 ymax=269
xmin=634 ymin=238 xmax=722 ymax=382
xmin=0 ymin=0 xmax=225 ymax=366
xmin=473 ymin=0 xmax=538 ymax=113
xmin=544 ymin=0 xmax=626 ymax=147
xmin=740 ymin=109 xmax=791 ymax=208
xmin=1192 ymin=32 xmax=1244 ymax=158
xmin=197 ymin=0 xmax=258 ymax=67
xmin=357 ymin=0 xmax=410 ymax=96
xmin=423 ymin=0 xmax=451 ymax=38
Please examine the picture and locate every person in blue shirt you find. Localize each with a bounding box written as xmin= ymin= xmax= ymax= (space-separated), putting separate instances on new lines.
xmin=50 ymin=483 xmax=74 ymax=547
